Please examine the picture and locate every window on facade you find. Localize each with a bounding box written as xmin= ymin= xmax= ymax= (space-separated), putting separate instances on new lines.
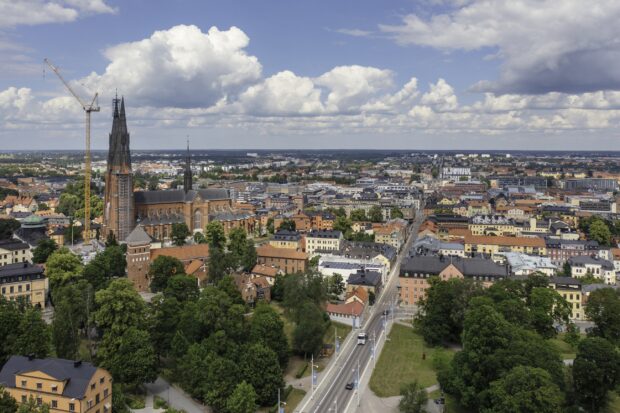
xmin=104 ymin=388 xmax=109 ymax=398
xmin=51 ymin=400 xmax=58 ymax=408
xmin=21 ymin=380 xmax=26 ymax=387
xmin=26 ymin=284 xmax=30 ymax=291
xmin=91 ymin=383 xmax=96 ymax=390
xmin=51 ymin=385 xmax=57 ymax=392
xmin=36 ymin=398 xmax=42 ymax=406
xmin=69 ymin=403 xmax=75 ymax=412
xmin=36 ymin=383 xmax=42 ymax=390
xmin=100 ymin=377 xmax=105 ymax=384
xmin=96 ymin=394 xmax=100 ymax=403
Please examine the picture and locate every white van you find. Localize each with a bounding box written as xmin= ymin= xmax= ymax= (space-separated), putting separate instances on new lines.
xmin=357 ymin=332 xmax=368 ymax=345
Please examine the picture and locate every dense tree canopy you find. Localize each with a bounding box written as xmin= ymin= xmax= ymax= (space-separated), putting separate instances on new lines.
xmin=32 ymin=238 xmax=58 ymax=264
xmin=572 ymin=337 xmax=620 ymax=412
xmin=585 ymin=287 xmax=620 ymax=344
xmin=171 ymin=222 xmax=191 ymax=246
xmin=483 ymin=366 xmax=564 ymax=413
xmin=94 ymin=279 xmax=146 ymax=334
xmin=205 ymin=221 xmax=226 ymax=250
xmin=148 ymin=255 xmax=186 ymax=293
xmin=45 ymin=248 xmax=83 ymax=290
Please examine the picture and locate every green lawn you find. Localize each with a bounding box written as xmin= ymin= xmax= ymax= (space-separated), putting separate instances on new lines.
xmin=283 ymin=388 xmax=306 ymax=413
xmin=608 ymin=392 xmax=620 ymax=413
xmin=548 ymin=333 xmax=578 ymax=360
xmin=369 ymin=324 xmax=455 ymax=397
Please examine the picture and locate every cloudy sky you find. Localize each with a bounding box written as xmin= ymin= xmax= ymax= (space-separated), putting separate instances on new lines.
xmin=1 ymin=0 xmax=620 ymax=150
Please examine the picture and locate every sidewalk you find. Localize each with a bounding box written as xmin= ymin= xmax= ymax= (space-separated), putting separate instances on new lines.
xmin=131 ymin=377 xmax=210 ymax=413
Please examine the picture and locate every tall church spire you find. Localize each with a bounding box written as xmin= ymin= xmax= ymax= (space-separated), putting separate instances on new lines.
xmin=184 ymin=139 xmax=193 ymax=192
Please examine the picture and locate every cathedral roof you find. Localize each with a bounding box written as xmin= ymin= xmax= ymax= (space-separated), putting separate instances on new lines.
xmin=134 ymin=188 xmax=230 ymax=205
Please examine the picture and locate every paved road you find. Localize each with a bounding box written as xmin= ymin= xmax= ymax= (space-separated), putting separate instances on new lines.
xmin=299 ymin=211 xmax=425 ymax=413
xmin=144 ymin=377 xmax=209 ymax=413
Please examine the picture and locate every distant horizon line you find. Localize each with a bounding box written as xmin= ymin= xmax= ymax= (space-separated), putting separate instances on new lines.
xmin=2 ymin=148 xmax=620 ymax=153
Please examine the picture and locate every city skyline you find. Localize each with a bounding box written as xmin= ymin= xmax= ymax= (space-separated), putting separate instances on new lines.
xmin=1 ymin=0 xmax=620 ymax=150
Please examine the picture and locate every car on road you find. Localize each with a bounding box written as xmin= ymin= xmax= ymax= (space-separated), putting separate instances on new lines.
xmin=382 ymin=309 xmax=390 ymax=315
xmin=345 ymin=382 xmax=355 ymax=390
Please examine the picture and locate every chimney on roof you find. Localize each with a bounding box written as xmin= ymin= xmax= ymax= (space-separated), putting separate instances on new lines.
xmin=27 ymin=354 xmax=35 ymax=361
xmin=74 ymin=360 xmax=82 ymax=368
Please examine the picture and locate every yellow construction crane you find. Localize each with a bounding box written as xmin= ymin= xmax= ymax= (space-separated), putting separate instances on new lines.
xmin=44 ymin=58 xmax=100 ymax=245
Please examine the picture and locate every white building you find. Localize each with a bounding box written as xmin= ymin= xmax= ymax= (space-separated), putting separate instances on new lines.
xmin=495 ymin=252 xmax=557 ymax=276
xmin=569 ymin=256 xmax=616 ymax=285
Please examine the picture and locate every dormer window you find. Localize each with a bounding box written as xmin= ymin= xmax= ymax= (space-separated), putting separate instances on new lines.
xmin=51 ymin=385 xmax=58 ymax=392
xmin=21 ymin=380 xmax=26 ymax=387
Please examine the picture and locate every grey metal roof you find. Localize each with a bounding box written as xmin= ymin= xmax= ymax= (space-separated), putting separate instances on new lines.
xmin=0 ymin=239 xmax=29 ymax=251
xmin=125 ymin=225 xmax=152 ymax=245
xmin=569 ymin=255 xmax=615 ymax=270
xmin=0 ymin=356 xmax=97 ymax=400
xmin=0 ymin=262 xmax=44 ymax=280
xmin=400 ymin=256 xmax=509 ymax=277
xmin=308 ymin=230 xmax=342 ymax=239
xmin=347 ymin=269 xmax=382 ymax=286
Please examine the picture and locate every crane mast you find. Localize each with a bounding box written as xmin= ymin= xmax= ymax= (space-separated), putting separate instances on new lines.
xmin=44 ymin=58 xmax=100 ymax=246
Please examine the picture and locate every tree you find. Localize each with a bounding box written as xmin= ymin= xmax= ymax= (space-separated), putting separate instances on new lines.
xmin=164 ymin=275 xmax=199 ymax=302
xmin=148 ymin=255 xmax=185 ymax=293
xmin=171 ymin=222 xmax=190 ymax=246
xmin=564 ymin=323 xmax=581 ymax=349
xmin=45 ymin=248 xmax=83 ymax=290
xmin=293 ymin=301 xmax=327 ymax=356
xmin=326 ymin=274 xmax=345 ymax=300
xmin=94 ymin=279 xmax=146 ymax=334
xmin=240 ymin=343 xmax=283 ymax=405
xmin=17 ymin=396 xmax=50 ymax=413
xmin=149 ymin=295 xmax=182 ymax=357
xmin=0 ymin=386 xmax=17 ymax=412
xmin=350 ymin=209 xmax=367 ymax=222
xmin=415 ymin=278 xmax=481 ymax=345
xmin=32 ymin=238 xmax=57 ymax=264
xmin=83 ymin=245 xmax=126 ymax=291
xmin=241 ymin=239 xmax=257 ymax=272
xmin=208 ymin=247 xmax=232 ymax=285
xmin=588 ymin=219 xmax=612 ymax=246
xmin=573 ymin=337 xmax=620 ymax=412
xmin=441 ymin=301 xmax=564 ymax=410
xmin=333 ymin=216 xmax=351 ymax=235
xmin=193 ymin=231 xmax=207 ymax=244
xmin=97 ymin=327 xmax=158 ymax=390
xmin=56 ymin=192 xmax=81 ymax=217
xmin=585 ymin=287 xmax=620 ymax=344
xmin=15 ymin=308 xmax=50 ymax=359
xmin=0 ymin=219 xmax=20 ymax=240
xmin=528 ymin=287 xmax=570 ymax=338
xmin=228 ymin=227 xmax=247 ymax=268
xmin=266 ymin=218 xmax=274 ymax=234
xmin=205 ymin=221 xmax=226 ymax=250
xmin=483 ymin=366 xmax=563 ymax=413
xmin=278 ymin=219 xmax=296 ymax=231
xmin=391 ymin=207 xmax=404 ymax=219
xmin=368 ymin=205 xmax=384 ymax=222
xmin=52 ymin=299 xmax=80 ymax=359
xmin=398 ymin=380 xmax=428 ymax=413
xmin=250 ymin=303 xmax=289 ymax=366
xmin=226 ymin=381 xmax=257 ymax=413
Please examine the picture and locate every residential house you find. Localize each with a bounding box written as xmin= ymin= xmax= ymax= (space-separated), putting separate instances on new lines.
xmin=548 ymin=277 xmax=583 ymax=320
xmin=0 ymin=356 xmax=112 ymax=413
xmin=399 ymin=255 xmax=510 ymax=305
xmin=269 ymin=230 xmax=302 ymax=249
xmin=464 ymin=235 xmax=547 ymax=256
xmin=256 ymin=245 xmax=307 ymax=274
xmin=0 ymin=239 xmax=32 ymax=266
xmin=0 ymin=262 xmax=47 ymax=307
xmin=306 ymin=230 xmax=343 ymax=256
xmin=569 ymin=256 xmax=616 ymax=285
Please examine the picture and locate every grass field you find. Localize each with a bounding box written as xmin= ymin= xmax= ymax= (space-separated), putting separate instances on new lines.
xmin=283 ymin=388 xmax=306 ymax=413
xmin=548 ymin=333 xmax=578 ymax=360
xmin=369 ymin=324 xmax=455 ymax=397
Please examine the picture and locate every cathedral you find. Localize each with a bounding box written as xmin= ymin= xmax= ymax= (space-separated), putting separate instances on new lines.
xmin=102 ymin=98 xmax=256 ymax=243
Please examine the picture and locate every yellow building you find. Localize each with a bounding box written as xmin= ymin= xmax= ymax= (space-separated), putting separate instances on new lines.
xmin=0 ymin=356 xmax=112 ymax=413
xmin=0 ymin=263 xmax=47 ymax=307
xmin=0 ymin=239 xmax=32 ymax=266
xmin=548 ymin=277 xmax=583 ymax=321
xmin=268 ymin=230 xmax=302 ymax=249
xmin=464 ymin=235 xmax=547 ymax=256
xmin=468 ymin=215 xmax=520 ymax=236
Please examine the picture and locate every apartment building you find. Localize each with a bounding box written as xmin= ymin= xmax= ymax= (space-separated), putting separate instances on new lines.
xmin=256 ymin=245 xmax=308 ymax=274
xmin=464 ymin=235 xmax=547 ymax=256
xmin=0 ymin=356 xmax=112 ymax=413
xmin=569 ymin=256 xmax=617 ymax=285
xmin=305 ymin=230 xmax=343 ymax=256
xmin=0 ymin=262 xmax=47 ymax=307
xmin=0 ymin=239 xmax=32 ymax=266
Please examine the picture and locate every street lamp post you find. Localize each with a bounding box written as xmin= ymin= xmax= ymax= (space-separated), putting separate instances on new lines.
xmin=357 ymin=358 xmax=361 ymax=407
xmin=334 ymin=326 xmax=341 ymax=359
xmin=310 ymin=355 xmax=319 ymax=399
xmin=277 ymin=388 xmax=287 ymax=413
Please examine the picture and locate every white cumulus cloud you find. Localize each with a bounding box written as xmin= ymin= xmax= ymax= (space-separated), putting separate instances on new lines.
xmin=0 ymin=0 xmax=115 ymax=28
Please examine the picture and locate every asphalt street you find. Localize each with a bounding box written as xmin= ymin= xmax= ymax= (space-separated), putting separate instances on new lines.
xmin=301 ymin=211 xmax=425 ymax=413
